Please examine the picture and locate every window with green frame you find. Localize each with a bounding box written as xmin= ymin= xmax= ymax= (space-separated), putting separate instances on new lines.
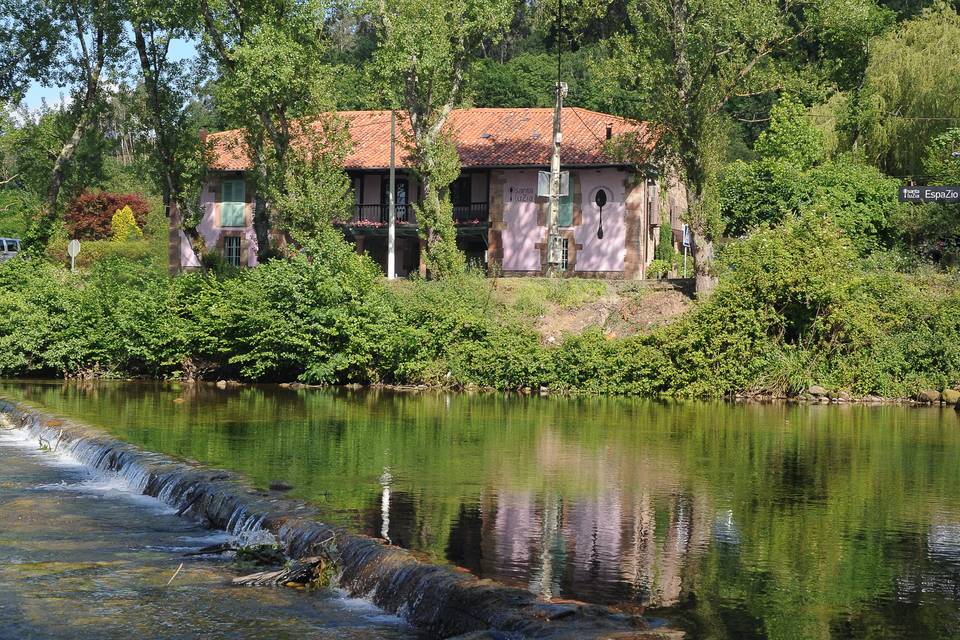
xmin=221 ymin=179 xmax=246 ymax=227
xmin=557 ymin=193 xmax=574 ymax=227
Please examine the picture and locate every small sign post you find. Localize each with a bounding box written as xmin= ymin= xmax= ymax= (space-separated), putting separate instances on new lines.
xmin=67 ymin=239 xmax=81 ymax=273
xmin=898 ymin=186 xmax=960 ymax=204
xmin=681 ymin=224 xmax=691 ymax=278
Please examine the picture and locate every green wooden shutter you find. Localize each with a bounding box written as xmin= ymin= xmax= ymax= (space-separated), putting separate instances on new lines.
xmin=221 ymin=180 xmax=245 ymax=227
xmin=557 ymin=194 xmax=574 ymax=227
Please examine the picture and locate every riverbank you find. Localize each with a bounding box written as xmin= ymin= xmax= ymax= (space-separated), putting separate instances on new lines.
xmin=2 ymin=216 xmax=960 ymax=398
xmin=0 ymin=398 xmax=672 ymax=639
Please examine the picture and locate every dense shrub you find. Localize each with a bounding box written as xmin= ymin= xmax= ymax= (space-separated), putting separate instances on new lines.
xmin=197 ymin=229 xmax=395 ymax=383
xmin=711 ymin=212 xmax=960 ymax=395
xmin=0 ymin=230 xmax=395 ymax=381
xmin=718 ymin=159 xmax=806 ymax=236
xmin=654 ymin=222 xmax=677 ymax=264
xmin=719 ymin=154 xmax=902 ymax=253
xmin=0 ymin=189 xmax=39 ymax=238
xmin=2 ymin=216 xmax=959 ymax=396
xmin=0 ymin=257 xmax=189 ymax=377
xmin=64 ymin=191 xmax=150 ymax=240
xmin=46 ymin=238 xmax=160 ymax=269
xmin=384 ymin=272 xmax=528 ymax=385
xmin=111 ymin=205 xmax=143 ymax=242
xmin=719 ymin=93 xmax=904 ymax=254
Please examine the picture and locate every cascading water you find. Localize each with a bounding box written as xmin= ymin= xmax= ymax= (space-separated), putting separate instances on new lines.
xmin=1 ymin=400 xmax=653 ymax=639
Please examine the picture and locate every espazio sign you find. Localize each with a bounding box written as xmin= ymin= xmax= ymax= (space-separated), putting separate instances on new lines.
xmin=898 ymin=186 xmax=960 ymax=203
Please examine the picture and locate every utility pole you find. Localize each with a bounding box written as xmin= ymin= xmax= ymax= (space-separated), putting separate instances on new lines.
xmin=388 ymin=109 xmax=396 ymax=279
xmin=546 ymin=0 xmax=565 ymax=276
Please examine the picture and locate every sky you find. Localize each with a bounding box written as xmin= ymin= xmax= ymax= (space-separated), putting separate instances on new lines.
xmin=20 ymin=38 xmax=199 ymax=110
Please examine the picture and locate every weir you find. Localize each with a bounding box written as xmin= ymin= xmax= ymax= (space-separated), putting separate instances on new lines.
xmin=0 ymin=400 xmax=662 ymax=639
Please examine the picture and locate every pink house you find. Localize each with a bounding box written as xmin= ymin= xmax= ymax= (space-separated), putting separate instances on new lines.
xmin=173 ymin=108 xmax=687 ymax=278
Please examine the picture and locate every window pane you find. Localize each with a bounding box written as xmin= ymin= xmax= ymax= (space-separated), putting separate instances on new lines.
xmin=222 ymin=180 xmax=246 ymax=227
xmin=557 ymin=194 xmax=574 ymax=227
xmin=224 ymin=236 xmax=241 ymax=267
xmin=451 ymin=176 xmax=471 ymax=206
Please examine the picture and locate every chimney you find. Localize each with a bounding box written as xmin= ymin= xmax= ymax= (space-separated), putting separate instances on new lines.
xmin=605 ymin=123 xmax=613 ymax=140
xmin=199 ymin=128 xmax=208 ymax=144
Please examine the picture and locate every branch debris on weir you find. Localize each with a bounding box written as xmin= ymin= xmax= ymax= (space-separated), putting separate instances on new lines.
xmin=0 ymin=400 xmax=678 ymax=640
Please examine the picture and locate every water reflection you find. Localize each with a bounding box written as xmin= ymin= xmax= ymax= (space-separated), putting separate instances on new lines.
xmin=378 ymin=460 xmax=712 ymax=607
xmin=4 ymin=380 xmax=960 ymax=638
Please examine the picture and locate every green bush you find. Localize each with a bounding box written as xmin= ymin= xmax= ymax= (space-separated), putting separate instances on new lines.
xmin=654 ymin=222 xmax=677 ymax=264
xmin=646 ymin=259 xmax=672 ymax=278
xmin=47 ymin=238 xmax=160 ymax=269
xmin=3 ymin=215 xmax=959 ymax=397
xmin=0 ymin=189 xmax=38 ymax=238
xmin=111 ymin=205 xmax=144 ymax=242
xmin=197 ymin=228 xmax=395 ymax=383
xmin=0 ymin=257 xmax=190 ymax=377
xmin=0 ymin=259 xmax=77 ymax=375
xmin=718 ymin=158 xmax=806 ymax=236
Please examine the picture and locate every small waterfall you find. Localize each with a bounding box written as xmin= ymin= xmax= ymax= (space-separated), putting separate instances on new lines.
xmin=0 ymin=401 xmax=649 ymax=639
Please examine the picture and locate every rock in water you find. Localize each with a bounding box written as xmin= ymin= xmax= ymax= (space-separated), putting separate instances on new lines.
xmin=917 ymin=390 xmax=942 ymax=404
xmin=807 ymin=385 xmax=829 ymax=397
xmin=943 ymin=389 xmax=960 ymax=405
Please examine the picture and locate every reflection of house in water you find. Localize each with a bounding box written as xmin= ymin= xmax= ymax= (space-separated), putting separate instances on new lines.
xmin=895 ymin=521 xmax=960 ymax=599
xmin=928 ymin=522 xmax=960 ymax=564
xmin=565 ymin=489 xmax=625 ymax=598
xmin=453 ymin=486 xmax=715 ymax=606
xmin=713 ymin=509 xmax=741 ymax=546
xmin=368 ymin=427 xmax=721 ymax=606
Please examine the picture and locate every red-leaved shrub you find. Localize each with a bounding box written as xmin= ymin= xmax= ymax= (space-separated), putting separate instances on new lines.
xmin=65 ymin=191 xmax=151 ymax=240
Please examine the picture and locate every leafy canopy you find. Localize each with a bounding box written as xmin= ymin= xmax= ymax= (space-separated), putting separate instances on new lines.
xmin=756 ymin=95 xmax=825 ymax=169
xmin=855 ymin=5 xmax=960 ymax=177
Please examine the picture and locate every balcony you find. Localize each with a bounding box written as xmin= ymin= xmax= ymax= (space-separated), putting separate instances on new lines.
xmin=452 ymin=202 xmax=489 ymax=222
xmin=345 ymin=202 xmax=489 ymax=227
xmin=351 ymin=203 xmax=412 ymax=225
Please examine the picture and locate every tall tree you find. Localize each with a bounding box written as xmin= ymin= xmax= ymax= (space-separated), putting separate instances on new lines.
xmin=0 ymin=0 xmax=61 ymax=102
xmin=128 ymin=0 xmax=200 ymax=222
xmin=201 ymin=0 xmax=341 ymax=259
xmin=27 ymin=0 xmax=124 ymax=249
xmin=618 ymin=0 xmax=820 ymax=296
xmin=853 ymin=5 xmax=960 ymax=178
xmin=372 ymin=0 xmax=512 ymax=277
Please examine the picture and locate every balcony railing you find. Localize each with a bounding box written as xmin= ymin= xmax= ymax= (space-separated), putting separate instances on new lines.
xmin=345 ymin=201 xmax=489 ymax=226
xmin=452 ymin=202 xmax=489 ymax=221
xmin=351 ymin=203 xmax=411 ymax=224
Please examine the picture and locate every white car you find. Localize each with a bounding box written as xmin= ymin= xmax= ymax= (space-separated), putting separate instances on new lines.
xmin=0 ymin=238 xmax=21 ymax=262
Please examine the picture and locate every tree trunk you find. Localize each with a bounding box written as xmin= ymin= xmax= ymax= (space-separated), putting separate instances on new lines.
xmin=35 ymin=4 xmax=104 ymax=250
xmin=132 ymin=24 xmax=177 ymax=213
xmin=684 ymin=180 xmax=719 ymax=298
xmin=692 ymin=230 xmax=716 ymax=298
xmin=253 ymin=191 xmax=271 ymax=263
xmin=38 ymin=96 xmax=96 ymax=248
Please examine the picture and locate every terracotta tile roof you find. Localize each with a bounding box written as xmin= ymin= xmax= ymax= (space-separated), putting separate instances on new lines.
xmin=206 ymin=108 xmax=653 ymax=171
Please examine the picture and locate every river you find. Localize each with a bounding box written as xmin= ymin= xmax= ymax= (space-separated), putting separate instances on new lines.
xmin=2 ymin=380 xmax=960 ymax=639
